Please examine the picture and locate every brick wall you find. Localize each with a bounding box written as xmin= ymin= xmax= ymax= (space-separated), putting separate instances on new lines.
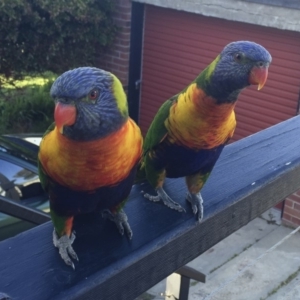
xmin=96 ymin=0 xmax=132 ymax=90
xmin=282 ymin=192 xmax=300 ymax=228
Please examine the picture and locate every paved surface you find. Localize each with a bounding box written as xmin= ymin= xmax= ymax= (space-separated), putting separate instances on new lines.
xmin=137 ymin=208 xmax=300 ymax=300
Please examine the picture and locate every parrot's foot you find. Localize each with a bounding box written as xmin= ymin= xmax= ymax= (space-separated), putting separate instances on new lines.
xmin=186 ymin=192 xmax=204 ymax=222
xmin=102 ymin=209 xmax=133 ymax=239
xmin=144 ymin=187 xmax=185 ymax=213
xmin=53 ymin=230 xmax=78 ymax=270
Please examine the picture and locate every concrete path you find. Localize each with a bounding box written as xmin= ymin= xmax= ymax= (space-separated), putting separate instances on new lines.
xmin=137 ymin=208 xmax=300 ymax=300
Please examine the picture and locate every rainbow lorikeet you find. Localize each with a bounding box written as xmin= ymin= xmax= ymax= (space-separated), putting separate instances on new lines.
xmin=137 ymin=41 xmax=271 ymax=222
xmin=38 ymin=67 xmax=143 ymax=269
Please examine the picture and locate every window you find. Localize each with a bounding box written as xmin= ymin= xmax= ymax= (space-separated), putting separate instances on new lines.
xmin=0 ymin=159 xmax=43 ymax=202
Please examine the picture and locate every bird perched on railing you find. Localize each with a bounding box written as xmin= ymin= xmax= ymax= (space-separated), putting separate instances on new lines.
xmin=38 ymin=67 xmax=143 ymax=269
xmin=137 ymin=41 xmax=271 ymax=222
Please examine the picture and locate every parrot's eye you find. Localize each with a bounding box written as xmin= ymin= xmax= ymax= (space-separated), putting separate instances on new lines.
xmin=88 ymin=89 xmax=99 ymax=101
xmin=234 ymin=53 xmax=244 ymax=62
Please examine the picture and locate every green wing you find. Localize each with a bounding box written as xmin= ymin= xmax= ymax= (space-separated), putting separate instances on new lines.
xmin=135 ymin=97 xmax=175 ymax=183
xmin=143 ymin=96 xmax=177 ymax=153
xmin=38 ymin=122 xmax=56 ymax=191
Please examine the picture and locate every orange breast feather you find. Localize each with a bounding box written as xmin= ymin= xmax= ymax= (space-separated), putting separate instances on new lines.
xmin=39 ymin=119 xmax=142 ymax=191
xmin=165 ymin=83 xmax=236 ymax=149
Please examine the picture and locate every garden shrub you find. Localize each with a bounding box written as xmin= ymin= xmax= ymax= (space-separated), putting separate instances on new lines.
xmin=0 ymin=0 xmax=118 ymax=84
xmin=0 ymin=77 xmax=55 ymax=134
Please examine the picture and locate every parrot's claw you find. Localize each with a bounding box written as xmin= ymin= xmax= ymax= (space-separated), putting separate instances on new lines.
xmin=53 ymin=230 xmax=78 ymax=270
xmin=143 ymin=193 xmax=161 ymax=202
xmin=102 ymin=209 xmax=133 ymax=239
xmin=144 ymin=187 xmax=186 ymax=213
xmin=186 ymin=192 xmax=204 ymax=222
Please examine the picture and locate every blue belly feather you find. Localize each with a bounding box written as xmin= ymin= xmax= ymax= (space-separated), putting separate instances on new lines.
xmin=48 ymin=164 xmax=138 ymax=216
xmin=151 ymin=141 xmax=225 ymax=178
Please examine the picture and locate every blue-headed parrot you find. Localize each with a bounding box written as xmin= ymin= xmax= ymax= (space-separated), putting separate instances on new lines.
xmin=137 ymin=41 xmax=272 ymax=221
xmin=38 ymin=67 xmax=143 ymax=268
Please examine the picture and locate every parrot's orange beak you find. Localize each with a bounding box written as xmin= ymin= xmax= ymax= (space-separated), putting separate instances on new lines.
xmin=249 ymin=66 xmax=269 ymax=90
xmin=54 ymin=102 xmax=76 ymax=134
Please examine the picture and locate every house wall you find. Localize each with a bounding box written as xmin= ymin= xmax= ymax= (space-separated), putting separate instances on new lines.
xmin=282 ymin=193 xmax=300 ymax=227
xmin=138 ymin=5 xmax=300 ymax=142
xmin=97 ymin=0 xmax=300 ymax=228
xmin=96 ymin=0 xmax=132 ymax=90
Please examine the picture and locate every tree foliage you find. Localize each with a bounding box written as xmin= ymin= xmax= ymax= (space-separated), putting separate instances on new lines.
xmin=0 ymin=0 xmax=118 ymax=82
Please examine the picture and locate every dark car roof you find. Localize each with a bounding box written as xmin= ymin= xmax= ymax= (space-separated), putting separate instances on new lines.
xmin=0 ymin=135 xmax=39 ymax=167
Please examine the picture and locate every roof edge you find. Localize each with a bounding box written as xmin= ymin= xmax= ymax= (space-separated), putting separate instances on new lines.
xmin=133 ymin=0 xmax=300 ymax=32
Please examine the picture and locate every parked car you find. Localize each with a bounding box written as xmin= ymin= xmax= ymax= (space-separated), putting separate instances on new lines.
xmin=0 ymin=134 xmax=49 ymax=241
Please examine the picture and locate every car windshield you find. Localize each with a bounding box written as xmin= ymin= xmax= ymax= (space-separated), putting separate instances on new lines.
xmin=0 ymin=135 xmax=49 ymax=241
xmin=0 ymin=160 xmax=41 ymax=201
xmin=0 ymin=135 xmax=39 ymax=166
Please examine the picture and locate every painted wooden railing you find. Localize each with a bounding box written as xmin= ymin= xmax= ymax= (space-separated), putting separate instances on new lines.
xmin=1 ymin=116 xmax=300 ymax=300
